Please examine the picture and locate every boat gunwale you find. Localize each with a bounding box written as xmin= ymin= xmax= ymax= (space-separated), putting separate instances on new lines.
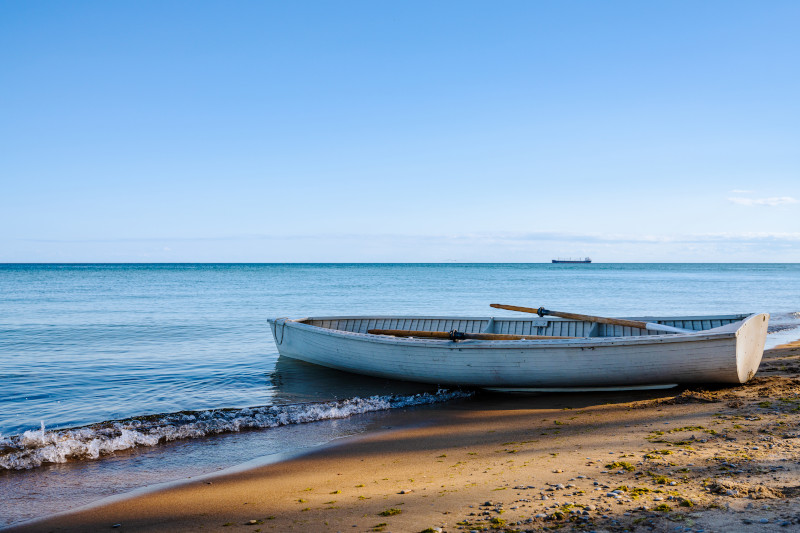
xmin=269 ymin=313 xmax=755 ymax=349
xmin=288 ymin=313 xmax=752 ymax=322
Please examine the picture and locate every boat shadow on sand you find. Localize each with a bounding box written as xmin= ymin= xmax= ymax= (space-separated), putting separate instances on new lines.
xmin=273 ymin=346 xmax=800 ymax=418
xmin=286 ymin=345 xmax=800 ymax=463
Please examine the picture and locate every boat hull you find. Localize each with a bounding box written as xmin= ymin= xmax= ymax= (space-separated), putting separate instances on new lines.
xmin=268 ymin=313 xmax=768 ymax=387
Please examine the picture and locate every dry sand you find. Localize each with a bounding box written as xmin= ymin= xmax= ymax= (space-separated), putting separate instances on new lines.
xmin=9 ymin=343 xmax=800 ymax=533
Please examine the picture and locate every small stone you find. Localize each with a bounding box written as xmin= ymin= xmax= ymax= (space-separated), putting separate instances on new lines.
xmin=248 ymin=520 xmax=258 ymax=525
xmin=553 ymin=469 xmax=563 ymax=473
xmin=760 ymin=518 xmax=769 ymax=524
xmin=669 ymin=481 xmax=678 ymax=486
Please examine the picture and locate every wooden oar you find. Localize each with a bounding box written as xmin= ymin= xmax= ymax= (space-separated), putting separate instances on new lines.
xmin=489 ymin=304 xmax=694 ymax=334
xmin=367 ymin=329 xmax=577 ymax=341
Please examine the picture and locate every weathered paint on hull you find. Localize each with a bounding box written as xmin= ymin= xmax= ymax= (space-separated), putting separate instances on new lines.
xmin=268 ymin=313 xmax=768 ymax=387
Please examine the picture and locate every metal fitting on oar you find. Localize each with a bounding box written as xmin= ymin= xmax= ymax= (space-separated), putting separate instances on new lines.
xmin=448 ymin=330 xmax=466 ymax=341
xmin=537 ymin=307 xmax=549 ymax=317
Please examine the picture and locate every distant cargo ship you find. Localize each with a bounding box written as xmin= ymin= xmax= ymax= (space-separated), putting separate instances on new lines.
xmin=552 ymin=257 xmax=592 ymax=264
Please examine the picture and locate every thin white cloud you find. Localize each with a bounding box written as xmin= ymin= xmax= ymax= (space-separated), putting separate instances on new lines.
xmin=9 ymin=230 xmax=800 ymax=262
xmin=19 ymin=230 xmax=800 ymax=245
xmin=729 ymin=189 xmax=754 ymax=194
xmin=728 ymin=196 xmax=798 ymax=207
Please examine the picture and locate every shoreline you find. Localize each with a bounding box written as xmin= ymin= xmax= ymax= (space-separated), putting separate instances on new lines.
xmin=9 ymin=344 xmax=800 ymax=533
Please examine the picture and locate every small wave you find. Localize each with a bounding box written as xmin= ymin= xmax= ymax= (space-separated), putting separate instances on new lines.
xmin=767 ymin=311 xmax=800 ymax=333
xmin=0 ymin=389 xmax=472 ymax=471
xmin=765 ymin=311 xmax=800 ymax=349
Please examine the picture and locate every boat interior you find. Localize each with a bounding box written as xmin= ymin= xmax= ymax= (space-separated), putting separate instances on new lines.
xmin=301 ymin=315 xmax=749 ymax=338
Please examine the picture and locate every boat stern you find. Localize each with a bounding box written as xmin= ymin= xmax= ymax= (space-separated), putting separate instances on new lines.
xmin=735 ymin=313 xmax=770 ymax=383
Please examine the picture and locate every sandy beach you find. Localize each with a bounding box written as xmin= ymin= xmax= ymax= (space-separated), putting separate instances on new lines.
xmin=9 ymin=343 xmax=800 ymax=533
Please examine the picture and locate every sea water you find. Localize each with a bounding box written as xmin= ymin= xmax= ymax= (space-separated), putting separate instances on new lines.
xmin=1 ymin=263 xmax=799 ymax=527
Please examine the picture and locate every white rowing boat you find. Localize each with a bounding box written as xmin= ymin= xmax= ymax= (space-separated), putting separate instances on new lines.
xmin=267 ymin=311 xmax=769 ymax=388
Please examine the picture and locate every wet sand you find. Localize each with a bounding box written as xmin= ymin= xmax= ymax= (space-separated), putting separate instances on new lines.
xmin=9 ymin=344 xmax=800 ymax=533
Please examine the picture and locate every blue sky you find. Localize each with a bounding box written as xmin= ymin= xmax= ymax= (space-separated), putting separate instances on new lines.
xmin=1 ymin=1 xmax=798 ymax=262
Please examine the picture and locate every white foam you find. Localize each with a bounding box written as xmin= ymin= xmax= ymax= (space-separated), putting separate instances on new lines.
xmin=0 ymin=389 xmax=471 ymax=470
xmin=765 ymin=311 xmax=800 ymax=349
xmin=767 ymin=311 xmax=800 ymax=332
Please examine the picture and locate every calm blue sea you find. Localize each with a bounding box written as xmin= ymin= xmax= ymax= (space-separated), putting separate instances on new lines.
xmin=1 ymin=263 xmax=799 ymax=527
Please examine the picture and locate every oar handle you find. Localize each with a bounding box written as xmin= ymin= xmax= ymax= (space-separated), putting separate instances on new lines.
xmin=489 ymin=304 xmax=692 ymax=334
xmin=489 ymin=303 xmax=550 ymax=317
